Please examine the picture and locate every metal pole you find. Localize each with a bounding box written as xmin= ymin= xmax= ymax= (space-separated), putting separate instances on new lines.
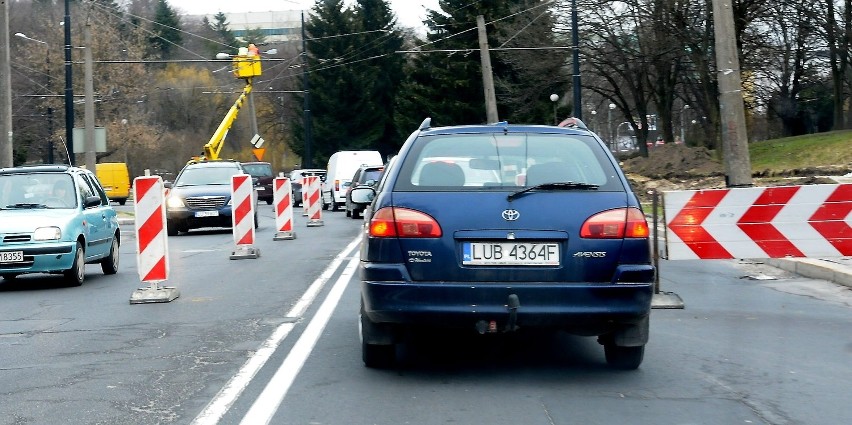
xmin=46 ymin=49 xmax=54 ymax=163
xmin=301 ymin=11 xmax=313 ymax=169
xmin=0 ymin=0 xmax=13 ymax=167
xmin=571 ymin=0 xmax=582 ymax=120
xmin=83 ymin=23 xmax=96 ymax=172
xmin=64 ymin=0 xmax=74 ymax=164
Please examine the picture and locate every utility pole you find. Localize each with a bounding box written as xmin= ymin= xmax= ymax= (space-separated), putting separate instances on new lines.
xmin=476 ymin=15 xmax=498 ymax=124
xmin=571 ymin=0 xmax=582 ymax=120
xmin=712 ymin=0 xmax=752 ymax=187
xmin=63 ymin=0 xmax=74 ymax=164
xmin=0 ymin=0 xmax=13 ymax=167
xmin=301 ymin=11 xmax=313 ymax=169
xmin=83 ymin=23 xmax=96 ymax=172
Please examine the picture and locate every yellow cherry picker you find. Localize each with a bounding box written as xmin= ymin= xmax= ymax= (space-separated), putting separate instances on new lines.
xmin=193 ymin=44 xmax=266 ymax=163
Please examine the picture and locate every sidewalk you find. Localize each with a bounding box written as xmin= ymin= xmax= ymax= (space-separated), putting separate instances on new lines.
xmin=766 ymin=257 xmax=852 ymax=288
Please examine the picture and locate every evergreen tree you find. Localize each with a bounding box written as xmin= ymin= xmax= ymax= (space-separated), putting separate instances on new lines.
xmin=395 ymin=0 xmax=563 ymax=131
xmin=351 ymin=0 xmax=405 ymax=156
xmin=291 ymin=0 xmax=358 ymax=166
xmin=148 ymin=0 xmax=183 ymax=59
xmin=208 ymin=12 xmax=238 ymax=50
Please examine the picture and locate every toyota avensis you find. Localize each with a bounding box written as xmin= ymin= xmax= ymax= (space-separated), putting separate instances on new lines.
xmin=353 ymin=118 xmax=654 ymax=369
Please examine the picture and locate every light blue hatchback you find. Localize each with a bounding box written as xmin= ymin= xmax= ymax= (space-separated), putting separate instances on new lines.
xmin=0 ymin=165 xmax=120 ymax=286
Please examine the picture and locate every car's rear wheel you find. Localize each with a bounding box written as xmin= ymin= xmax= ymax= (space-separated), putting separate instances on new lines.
xmin=604 ymin=344 xmax=644 ymax=370
xmin=100 ymin=236 xmax=119 ymax=275
xmin=64 ymin=242 xmax=85 ymax=286
xmin=351 ymin=208 xmax=361 ymax=219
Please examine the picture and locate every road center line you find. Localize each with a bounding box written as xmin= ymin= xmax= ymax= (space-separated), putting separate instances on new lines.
xmin=239 ymin=252 xmax=361 ymax=425
xmin=191 ymin=236 xmax=362 ymax=425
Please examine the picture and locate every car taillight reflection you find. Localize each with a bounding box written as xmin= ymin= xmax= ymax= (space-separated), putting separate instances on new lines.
xmin=580 ymin=208 xmax=649 ymax=239
xmin=369 ymin=207 xmax=442 ymax=238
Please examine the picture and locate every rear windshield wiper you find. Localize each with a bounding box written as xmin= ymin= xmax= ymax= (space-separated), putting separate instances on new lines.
xmin=507 ymin=182 xmax=599 ymax=201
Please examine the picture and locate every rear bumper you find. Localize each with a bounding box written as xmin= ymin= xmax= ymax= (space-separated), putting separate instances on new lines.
xmin=360 ymin=263 xmax=653 ymax=334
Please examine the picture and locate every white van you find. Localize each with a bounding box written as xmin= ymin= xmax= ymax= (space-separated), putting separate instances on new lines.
xmin=323 ymin=150 xmax=383 ymax=211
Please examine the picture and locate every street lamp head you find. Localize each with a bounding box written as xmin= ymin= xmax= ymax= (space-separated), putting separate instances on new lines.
xmin=550 ymin=94 xmax=559 ymax=102
xmin=609 ymin=103 xmax=616 ymax=110
xmin=215 ymin=53 xmax=231 ymax=60
xmin=591 ymin=110 xmax=596 ymax=115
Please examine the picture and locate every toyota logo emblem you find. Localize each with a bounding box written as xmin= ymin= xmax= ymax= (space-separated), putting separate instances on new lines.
xmin=502 ymin=209 xmax=520 ymax=221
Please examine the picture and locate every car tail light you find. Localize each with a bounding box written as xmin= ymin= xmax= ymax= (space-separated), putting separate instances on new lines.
xmin=334 ymin=179 xmax=340 ymax=191
xmin=580 ymin=208 xmax=649 ymax=239
xmin=369 ymin=207 xmax=442 ymax=238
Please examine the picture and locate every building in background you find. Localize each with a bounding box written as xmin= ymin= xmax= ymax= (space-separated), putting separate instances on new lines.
xmin=188 ymin=11 xmax=303 ymax=43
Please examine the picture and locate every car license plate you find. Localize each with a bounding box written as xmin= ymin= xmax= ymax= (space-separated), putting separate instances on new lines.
xmin=462 ymin=242 xmax=560 ymax=266
xmin=0 ymin=251 xmax=24 ymax=263
xmin=195 ymin=210 xmax=219 ymax=218
xmin=256 ymin=187 xmax=265 ymax=191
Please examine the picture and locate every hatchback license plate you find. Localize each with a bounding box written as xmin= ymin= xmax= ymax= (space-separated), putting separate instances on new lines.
xmin=463 ymin=242 xmax=559 ymax=266
xmin=195 ymin=210 xmax=219 ymax=218
xmin=0 ymin=251 xmax=24 ymax=263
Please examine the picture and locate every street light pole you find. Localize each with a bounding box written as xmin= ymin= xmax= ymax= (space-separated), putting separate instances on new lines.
xmin=608 ymin=103 xmax=615 ymax=152
xmin=549 ymin=94 xmax=559 ymax=125
xmin=680 ymin=104 xmax=689 ymax=144
xmin=63 ymin=0 xmax=74 ymax=164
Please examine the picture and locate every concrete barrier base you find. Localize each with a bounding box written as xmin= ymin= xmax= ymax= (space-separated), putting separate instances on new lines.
xmin=230 ymin=246 xmax=260 ymax=260
xmin=130 ymin=286 xmax=180 ymax=304
xmin=652 ymin=291 xmax=685 ymax=309
xmin=274 ymin=231 xmax=297 ymax=240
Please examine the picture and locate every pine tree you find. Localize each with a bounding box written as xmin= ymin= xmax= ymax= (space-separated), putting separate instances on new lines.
xmin=395 ymin=0 xmax=564 ymax=130
xmin=292 ymin=0 xmax=358 ymax=166
xmin=350 ymin=0 xmax=405 ymax=156
xmin=209 ymin=12 xmax=238 ymax=50
xmin=148 ymin=0 xmax=183 ymax=59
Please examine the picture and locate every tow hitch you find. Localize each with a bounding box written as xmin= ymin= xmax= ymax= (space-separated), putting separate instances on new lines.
xmin=475 ymin=294 xmax=521 ymax=334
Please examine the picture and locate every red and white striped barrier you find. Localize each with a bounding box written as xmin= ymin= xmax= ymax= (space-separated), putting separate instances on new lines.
xmin=130 ymin=176 xmax=179 ymax=304
xmin=664 ymin=184 xmax=852 ymax=260
xmin=273 ymin=177 xmax=296 ymax=240
xmin=301 ymin=176 xmax=309 ymax=216
xmin=230 ymin=174 xmax=260 ymax=259
xmin=305 ymin=175 xmax=324 ymax=227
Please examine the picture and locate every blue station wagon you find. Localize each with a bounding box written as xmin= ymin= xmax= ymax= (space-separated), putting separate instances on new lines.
xmin=354 ymin=118 xmax=654 ymax=369
xmin=0 ymin=165 xmax=120 ymax=286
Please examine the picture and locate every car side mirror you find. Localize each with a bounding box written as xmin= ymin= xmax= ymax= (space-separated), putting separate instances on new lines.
xmin=163 ymin=181 xmax=173 ymax=189
xmin=350 ymin=186 xmax=375 ymax=204
xmin=85 ymin=196 xmax=102 ymax=208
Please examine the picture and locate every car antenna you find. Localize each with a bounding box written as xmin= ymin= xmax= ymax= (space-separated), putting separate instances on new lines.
xmin=57 ymin=137 xmax=73 ymax=165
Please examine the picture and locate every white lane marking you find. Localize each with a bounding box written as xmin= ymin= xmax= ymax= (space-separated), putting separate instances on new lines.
xmin=239 ymin=253 xmax=361 ymax=425
xmin=191 ymin=236 xmax=362 ymax=425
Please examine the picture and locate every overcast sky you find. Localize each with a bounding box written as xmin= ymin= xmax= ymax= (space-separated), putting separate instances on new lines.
xmin=175 ymin=0 xmax=439 ymax=29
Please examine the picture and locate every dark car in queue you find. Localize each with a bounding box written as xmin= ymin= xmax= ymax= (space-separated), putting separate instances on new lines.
xmin=0 ymin=165 xmax=120 ymax=286
xmin=242 ymin=161 xmax=274 ymax=205
xmin=165 ymin=160 xmax=258 ymax=236
xmin=345 ymin=164 xmax=384 ymax=219
xmin=353 ymin=118 xmax=654 ymax=369
xmin=288 ymin=169 xmax=326 ymax=207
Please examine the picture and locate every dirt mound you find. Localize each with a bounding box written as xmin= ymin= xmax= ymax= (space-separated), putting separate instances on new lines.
xmin=620 ymin=144 xmax=724 ymax=179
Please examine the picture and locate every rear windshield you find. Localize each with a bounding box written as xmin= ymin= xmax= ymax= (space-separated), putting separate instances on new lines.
xmin=243 ymin=163 xmax=273 ymax=177
xmin=393 ymin=133 xmax=624 ymax=191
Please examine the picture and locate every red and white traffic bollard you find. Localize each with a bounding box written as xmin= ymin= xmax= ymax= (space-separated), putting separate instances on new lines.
xmin=273 ymin=177 xmax=297 ymax=240
xmin=230 ymin=174 xmax=260 ymax=259
xmin=301 ymin=176 xmax=309 ymax=216
xmin=305 ymin=175 xmax=324 ymax=227
xmin=130 ymin=176 xmax=179 ymax=304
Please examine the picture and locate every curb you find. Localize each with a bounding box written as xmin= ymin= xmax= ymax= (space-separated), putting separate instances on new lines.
xmin=765 ymin=258 xmax=852 ymax=289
